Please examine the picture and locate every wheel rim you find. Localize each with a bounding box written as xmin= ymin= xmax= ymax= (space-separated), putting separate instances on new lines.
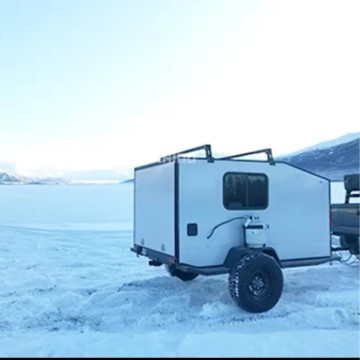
xmin=248 ymin=271 xmax=271 ymax=299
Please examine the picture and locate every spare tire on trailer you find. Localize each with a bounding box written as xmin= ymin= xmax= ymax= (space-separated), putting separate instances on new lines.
xmin=165 ymin=265 xmax=199 ymax=281
xmin=340 ymin=234 xmax=360 ymax=255
xmin=228 ymin=252 xmax=283 ymax=313
xmin=344 ymin=174 xmax=360 ymax=192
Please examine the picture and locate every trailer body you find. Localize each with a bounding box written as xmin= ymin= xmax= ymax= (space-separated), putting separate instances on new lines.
xmin=131 ymin=145 xmax=332 ymax=313
xmin=133 ymin=147 xmax=331 ymax=273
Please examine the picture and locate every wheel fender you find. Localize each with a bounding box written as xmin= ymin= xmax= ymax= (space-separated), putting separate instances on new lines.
xmin=224 ymin=246 xmax=280 ymax=269
xmin=223 ymin=247 xmax=251 ymax=269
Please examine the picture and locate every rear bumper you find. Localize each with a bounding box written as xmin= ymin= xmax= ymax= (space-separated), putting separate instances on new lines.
xmin=130 ymin=245 xmax=229 ymax=275
xmin=131 ymin=245 xmax=177 ymax=265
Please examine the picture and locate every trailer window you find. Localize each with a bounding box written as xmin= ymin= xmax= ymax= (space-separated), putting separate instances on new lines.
xmin=223 ymin=173 xmax=268 ymax=210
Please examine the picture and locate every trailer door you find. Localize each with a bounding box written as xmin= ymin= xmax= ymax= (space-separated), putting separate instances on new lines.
xmin=134 ymin=162 xmax=175 ymax=256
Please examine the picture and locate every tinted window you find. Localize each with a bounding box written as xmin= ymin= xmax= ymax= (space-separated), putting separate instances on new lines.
xmin=223 ymin=173 xmax=268 ymax=209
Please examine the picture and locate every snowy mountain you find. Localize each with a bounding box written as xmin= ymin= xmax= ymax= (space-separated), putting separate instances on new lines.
xmin=0 ymin=171 xmax=65 ymax=185
xmin=284 ymin=133 xmax=360 ymax=157
xmin=0 ymin=168 xmax=130 ymax=185
xmin=121 ymin=133 xmax=360 ymax=183
xmin=2 ymin=133 xmax=358 ymax=184
xmin=0 ymin=171 xmax=20 ymax=184
xmin=62 ymin=168 xmax=132 ymax=184
xmin=279 ymin=132 xmax=360 ymax=180
xmin=120 ymin=178 xmax=134 ymax=184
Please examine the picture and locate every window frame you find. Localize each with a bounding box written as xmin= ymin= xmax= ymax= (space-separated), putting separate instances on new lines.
xmin=222 ymin=171 xmax=269 ymax=210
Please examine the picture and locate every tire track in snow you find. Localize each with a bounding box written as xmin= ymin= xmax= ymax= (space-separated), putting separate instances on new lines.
xmin=0 ymin=226 xmax=358 ymax=334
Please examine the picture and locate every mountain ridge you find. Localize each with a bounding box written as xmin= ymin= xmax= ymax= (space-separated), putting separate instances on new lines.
xmin=278 ymin=134 xmax=359 ymax=181
xmin=1 ymin=133 xmax=359 ymax=184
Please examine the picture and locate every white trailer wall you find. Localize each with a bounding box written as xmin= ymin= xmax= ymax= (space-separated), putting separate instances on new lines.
xmin=134 ymin=162 xmax=175 ymax=256
xmin=178 ymin=160 xmax=330 ymax=267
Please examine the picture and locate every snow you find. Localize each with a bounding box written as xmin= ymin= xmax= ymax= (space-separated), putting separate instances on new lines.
xmin=0 ymin=183 xmax=359 ymax=357
xmin=286 ymin=132 xmax=360 ymax=157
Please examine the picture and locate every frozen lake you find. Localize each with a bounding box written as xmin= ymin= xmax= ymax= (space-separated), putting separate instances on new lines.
xmin=0 ymin=181 xmax=358 ymax=357
xmin=0 ymin=183 xmax=133 ymax=225
xmin=0 ymin=181 xmax=347 ymax=225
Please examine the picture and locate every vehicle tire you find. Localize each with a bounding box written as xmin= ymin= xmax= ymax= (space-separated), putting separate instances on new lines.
xmin=228 ymin=252 xmax=283 ymax=313
xmin=165 ymin=265 xmax=199 ymax=281
xmin=340 ymin=235 xmax=360 ymax=255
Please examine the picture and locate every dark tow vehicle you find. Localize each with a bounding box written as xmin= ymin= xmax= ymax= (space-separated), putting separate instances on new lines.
xmin=331 ymin=174 xmax=360 ymax=255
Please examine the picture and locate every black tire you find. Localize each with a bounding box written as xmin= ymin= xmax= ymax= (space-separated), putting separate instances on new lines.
xmin=228 ymin=252 xmax=283 ymax=313
xmin=165 ymin=265 xmax=199 ymax=281
xmin=340 ymin=235 xmax=360 ymax=255
xmin=344 ymin=174 xmax=360 ymax=192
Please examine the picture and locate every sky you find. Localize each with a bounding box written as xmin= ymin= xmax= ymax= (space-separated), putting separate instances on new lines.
xmin=1 ymin=0 xmax=359 ymax=176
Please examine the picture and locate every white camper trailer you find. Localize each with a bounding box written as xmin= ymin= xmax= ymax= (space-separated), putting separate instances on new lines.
xmin=131 ymin=145 xmax=331 ymax=313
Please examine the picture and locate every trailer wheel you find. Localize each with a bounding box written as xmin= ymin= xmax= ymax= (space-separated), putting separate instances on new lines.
xmin=165 ymin=265 xmax=199 ymax=281
xmin=228 ymin=252 xmax=283 ymax=313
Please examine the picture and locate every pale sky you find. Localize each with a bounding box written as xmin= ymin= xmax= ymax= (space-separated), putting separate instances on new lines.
xmin=1 ymin=0 xmax=359 ymax=176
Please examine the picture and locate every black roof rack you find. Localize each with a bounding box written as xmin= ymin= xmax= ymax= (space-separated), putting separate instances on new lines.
xmin=218 ymin=148 xmax=275 ymax=165
xmin=160 ymin=144 xmax=214 ymax=163
xmin=160 ymin=145 xmax=275 ymax=165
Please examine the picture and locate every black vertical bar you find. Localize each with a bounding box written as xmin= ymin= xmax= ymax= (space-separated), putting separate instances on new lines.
xmin=174 ymin=160 xmax=180 ymax=262
xmin=328 ymin=180 xmax=332 ymax=257
xmin=133 ymin=170 xmax=136 ymax=249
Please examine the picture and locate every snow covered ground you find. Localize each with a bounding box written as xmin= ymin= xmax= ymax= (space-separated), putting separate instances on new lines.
xmin=0 ymin=182 xmax=358 ymax=357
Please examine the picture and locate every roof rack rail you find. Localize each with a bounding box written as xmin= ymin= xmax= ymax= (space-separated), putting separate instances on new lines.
xmin=160 ymin=144 xmax=214 ymax=163
xmin=219 ymin=148 xmax=275 ymax=165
